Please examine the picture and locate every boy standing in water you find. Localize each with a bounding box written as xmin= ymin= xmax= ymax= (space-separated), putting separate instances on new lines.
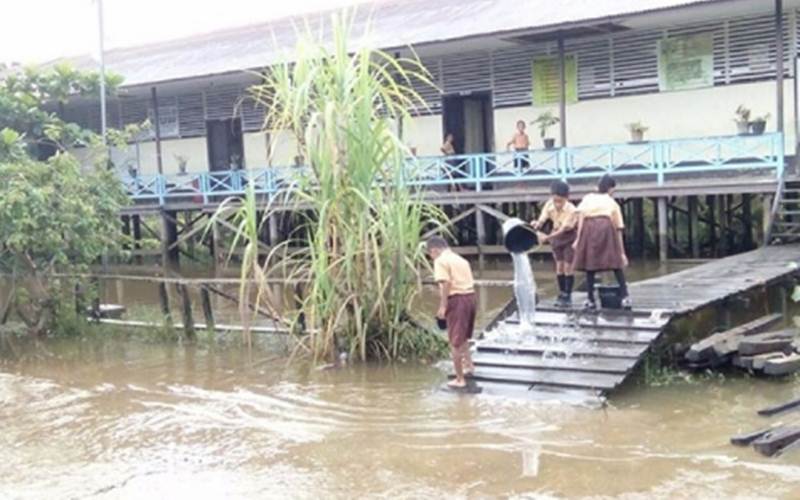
xmin=572 ymin=174 xmax=630 ymax=310
xmin=427 ymin=237 xmax=476 ymax=389
xmin=506 ymin=120 xmax=530 ymax=170
xmin=531 ymin=181 xmax=578 ymax=307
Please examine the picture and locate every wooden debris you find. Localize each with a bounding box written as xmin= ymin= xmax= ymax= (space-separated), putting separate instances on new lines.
xmin=733 ymin=352 xmax=785 ymax=370
xmin=686 ymin=314 xmax=782 ymax=362
xmin=738 ymin=330 xmax=796 ymax=356
xmin=764 ymin=354 xmax=800 ymax=376
xmin=758 ymin=396 xmax=800 ymax=417
xmin=731 ymin=426 xmax=778 ymax=446
xmin=752 ymin=427 xmax=800 ymax=457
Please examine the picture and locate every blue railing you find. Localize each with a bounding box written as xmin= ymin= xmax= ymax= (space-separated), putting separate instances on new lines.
xmin=122 ymin=133 xmax=784 ymax=205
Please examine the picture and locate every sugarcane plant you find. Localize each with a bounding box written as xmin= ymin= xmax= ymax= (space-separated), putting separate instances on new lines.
xmin=211 ymin=12 xmax=447 ymax=362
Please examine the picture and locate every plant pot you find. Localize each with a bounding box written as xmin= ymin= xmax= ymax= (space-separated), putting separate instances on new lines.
xmin=543 ymin=138 xmax=555 ymax=149
xmin=750 ymin=120 xmax=767 ymax=135
xmin=736 ymin=121 xmax=750 ymax=135
xmin=630 ymin=130 xmax=645 ymax=143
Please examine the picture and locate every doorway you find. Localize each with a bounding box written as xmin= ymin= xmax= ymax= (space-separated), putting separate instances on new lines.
xmin=206 ymin=118 xmax=244 ymax=171
xmin=441 ymin=91 xmax=494 ymax=155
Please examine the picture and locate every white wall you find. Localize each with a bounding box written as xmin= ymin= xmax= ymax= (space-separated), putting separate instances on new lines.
xmin=403 ymin=114 xmax=442 ymax=157
xmin=494 ymin=80 xmax=795 ymax=152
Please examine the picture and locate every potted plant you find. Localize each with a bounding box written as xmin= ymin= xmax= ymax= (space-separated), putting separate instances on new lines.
xmin=626 ymin=121 xmax=649 ymax=143
xmin=750 ymin=113 xmax=770 ymax=135
xmin=531 ymin=111 xmax=559 ymax=149
xmin=175 ymin=154 xmax=189 ymax=174
xmin=734 ymin=105 xmax=751 ymax=135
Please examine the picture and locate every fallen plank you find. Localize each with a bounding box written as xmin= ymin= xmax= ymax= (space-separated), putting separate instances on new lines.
xmin=752 ymin=427 xmax=800 ymax=457
xmin=733 ymin=352 xmax=785 ymax=370
xmin=763 ymin=354 xmax=800 ymax=376
xmin=739 ymin=330 xmax=796 ymax=356
xmin=686 ymin=314 xmax=783 ymax=362
xmin=731 ymin=425 xmax=782 ymax=446
xmin=759 ymin=397 xmax=800 ymax=417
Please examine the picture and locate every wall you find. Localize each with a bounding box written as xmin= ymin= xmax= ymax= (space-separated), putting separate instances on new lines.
xmin=403 ymin=114 xmax=442 ymax=156
xmin=493 ymin=80 xmax=796 ymax=152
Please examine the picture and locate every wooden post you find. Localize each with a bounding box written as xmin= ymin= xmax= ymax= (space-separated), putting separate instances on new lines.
xmin=726 ymin=194 xmax=735 ymax=253
xmin=132 ymin=215 xmax=142 ymax=264
xmin=718 ymin=195 xmax=728 ymax=256
xmin=200 ymin=287 xmax=215 ymax=332
xmin=211 ymin=219 xmax=222 ymax=268
xmin=158 ymin=282 xmax=171 ymax=323
xmin=160 ymin=211 xmax=179 ymax=269
xmin=707 ymin=195 xmax=717 ymax=255
xmin=176 ymin=283 xmax=196 ymax=340
xmin=151 ymin=86 xmax=164 ymax=175
xmin=268 ymin=214 xmax=279 ymax=246
xmin=775 ymin=0 xmax=785 ymax=134
xmin=657 ymin=197 xmax=668 ymax=262
xmin=670 ymin=198 xmax=678 ymax=248
xmin=475 ymin=207 xmax=486 ymax=270
xmin=763 ymin=194 xmax=774 ymax=245
xmin=688 ymin=196 xmax=700 ymax=258
xmin=121 ymin=215 xmax=131 ymax=251
xmin=633 ymin=198 xmax=645 ymax=257
xmin=743 ymin=194 xmax=754 ymax=250
xmin=557 ymin=37 xmax=567 ymax=147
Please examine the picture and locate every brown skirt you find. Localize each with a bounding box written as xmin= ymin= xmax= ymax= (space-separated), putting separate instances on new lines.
xmin=549 ymin=228 xmax=577 ymax=263
xmin=573 ymin=217 xmax=625 ymax=272
xmin=445 ymin=293 xmax=476 ymax=349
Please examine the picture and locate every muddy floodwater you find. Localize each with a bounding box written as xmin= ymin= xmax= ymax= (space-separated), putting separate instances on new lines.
xmin=3 ymin=259 xmax=800 ymax=498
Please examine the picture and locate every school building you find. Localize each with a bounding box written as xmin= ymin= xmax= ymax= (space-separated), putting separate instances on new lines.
xmin=48 ymin=0 xmax=800 ymax=264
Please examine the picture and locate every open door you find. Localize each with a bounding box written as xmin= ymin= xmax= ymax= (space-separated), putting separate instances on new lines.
xmin=206 ymin=118 xmax=244 ymax=171
xmin=441 ymin=91 xmax=494 ymax=155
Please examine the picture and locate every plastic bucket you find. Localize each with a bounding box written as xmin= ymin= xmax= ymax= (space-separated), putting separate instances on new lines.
xmin=598 ymin=284 xmax=622 ymax=309
xmin=502 ymin=218 xmax=538 ymax=254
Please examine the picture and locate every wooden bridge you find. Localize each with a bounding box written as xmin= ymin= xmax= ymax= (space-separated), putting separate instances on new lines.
xmin=457 ymin=244 xmax=800 ymax=404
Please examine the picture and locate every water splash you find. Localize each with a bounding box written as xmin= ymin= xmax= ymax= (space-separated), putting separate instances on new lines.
xmin=511 ymin=252 xmax=536 ymax=328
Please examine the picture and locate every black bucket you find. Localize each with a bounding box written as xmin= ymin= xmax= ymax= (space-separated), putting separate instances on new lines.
xmin=502 ymin=218 xmax=538 ymax=254
xmin=597 ymin=284 xmax=622 ymax=309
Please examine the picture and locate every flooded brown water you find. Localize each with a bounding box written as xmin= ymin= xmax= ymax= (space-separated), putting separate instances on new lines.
xmin=3 ymin=259 xmax=800 ymax=498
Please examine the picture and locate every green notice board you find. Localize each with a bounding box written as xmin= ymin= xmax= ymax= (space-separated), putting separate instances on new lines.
xmin=658 ymin=33 xmax=714 ymax=92
xmin=532 ymin=55 xmax=577 ymax=106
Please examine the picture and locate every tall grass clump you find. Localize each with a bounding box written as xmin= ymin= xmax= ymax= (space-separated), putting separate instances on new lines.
xmin=217 ymin=12 xmax=445 ymax=363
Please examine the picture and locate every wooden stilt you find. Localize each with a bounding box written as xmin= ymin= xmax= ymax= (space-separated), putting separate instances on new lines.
xmin=718 ymin=195 xmax=728 ymax=256
xmin=268 ymin=214 xmax=279 ymax=246
xmin=633 ymin=198 xmax=645 ymax=258
xmin=657 ymin=197 xmax=668 ymax=262
xmin=176 ymin=283 xmax=196 ymax=340
xmin=211 ymin=220 xmax=223 ymax=269
xmin=688 ymin=196 xmax=700 ymax=258
xmin=158 ymin=282 xmax=171 ymax=324
xmin=200 ymin=288 xmax=215 ymax=332
xmin=763 ymin=194 xmax=774 ymax=245
xmin=161 ymin=211 xmax=179 ymax=269
xmin=707 ymin=195 xmax=717 ymax=255
xmin=742 ymin=194 xmax=753 ymax=250
xmin=121 ymin=215 xmax=131 ymax=251
xmin=132 ymin=215 xmax=143 ymax=264
xmin=475 ymin=207 xmax=486 ymax=270
xmin=726 ymin=194 xmax=735 ymax=253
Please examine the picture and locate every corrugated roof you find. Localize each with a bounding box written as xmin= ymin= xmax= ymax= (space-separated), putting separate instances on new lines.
xmin=60 ymin=0 xmax=725 ymax=87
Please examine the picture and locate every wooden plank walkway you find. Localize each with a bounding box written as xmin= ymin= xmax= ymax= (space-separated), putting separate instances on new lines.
xmin=458 ymin=245 xmax=800 ymax=402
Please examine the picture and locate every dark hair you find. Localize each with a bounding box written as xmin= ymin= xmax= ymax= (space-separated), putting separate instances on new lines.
xmin=516 ymin=120 xmax=525 ymax=127
xmin=426 ymin=236 xmax=449 ymax=250
xmin=550 ymin=180 xmax=570 ymax=197
xmin=597 ymin=174 xmax=616 ymax=194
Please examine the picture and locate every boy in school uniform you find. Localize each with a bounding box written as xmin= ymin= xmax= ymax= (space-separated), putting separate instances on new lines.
xmin=572 ymin=174 xmax=631 ymax=310
xmin=531 ymin=180 xmax=578 ymax=307
xmin=427 ymin=237 xmax=476 ymax=389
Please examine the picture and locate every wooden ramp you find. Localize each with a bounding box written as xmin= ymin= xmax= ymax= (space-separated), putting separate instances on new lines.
xmin=457 ymin=245 xmax=800 ymax=401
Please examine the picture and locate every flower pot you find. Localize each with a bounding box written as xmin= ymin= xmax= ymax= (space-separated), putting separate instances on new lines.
xmin=736 ymin=121 xmax=750 ymax=135
xmin=543 ymin=138 xmax=555 ymax=149
xmin=750 ymin=120 xmax=767 ymax=135
xmin=630 ymin=130 xmax=645 ymax=143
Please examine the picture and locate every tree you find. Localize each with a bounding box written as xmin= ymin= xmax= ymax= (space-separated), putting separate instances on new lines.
xmin=0 ymin=66 xmax=128 ymax=336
